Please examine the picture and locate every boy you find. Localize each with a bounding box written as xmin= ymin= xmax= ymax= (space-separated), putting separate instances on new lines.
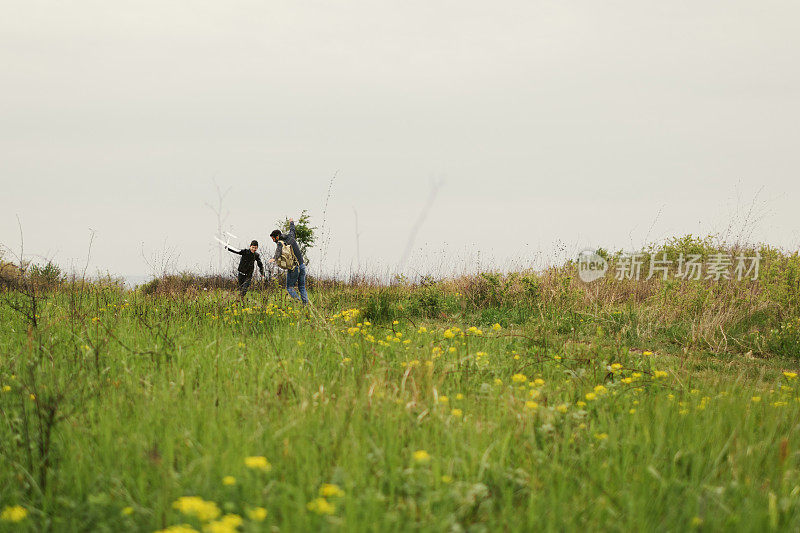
xmin=226 ymin=240 xmax=265 ymax=297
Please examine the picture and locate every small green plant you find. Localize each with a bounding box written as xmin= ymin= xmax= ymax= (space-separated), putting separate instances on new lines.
xmin=276 ymin=210 xmax=317 ymax=262
xmin=765 ymin=317 xmax=800 ymax=358
xmin=28 ymin=261 xmax=64 ymax=286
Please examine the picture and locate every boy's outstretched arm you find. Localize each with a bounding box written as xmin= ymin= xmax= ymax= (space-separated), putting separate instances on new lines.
xmin=288 ymin=218 xmax=296 ymax=239
xmin=226 ymin=246 xmax=244 ymax=255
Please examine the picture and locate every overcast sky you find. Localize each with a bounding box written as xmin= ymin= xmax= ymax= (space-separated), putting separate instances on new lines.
xmin=1 ymin=1 xmax=798 ymax=279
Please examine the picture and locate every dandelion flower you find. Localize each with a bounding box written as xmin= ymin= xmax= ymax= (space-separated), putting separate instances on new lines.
xmin=222 ymin=476 xmax=236 ymax=486
xmin=784 ymin=371 xmax=798 ymax=380
xmin=154 ymin=525 xmax=198 ymax=533
xmin=585 ymin=392 xmax=597 ymax=401
xmin=653 ymin=370 xmax=668 ymax=379
xmin=1 ymin=506 xmax=28 ymax=522
xmin=491 ymin=323 xmax=502 ymax=331
xmin=204 ymin=514 xmax=243 ymax=533
xmin=172 ymin=497 xmax=221 ymax=522
xmin=412 ymin=450 xmax=431 ymax=464
xmin=512 ymin=374 xmax=527 ymax=384
xmin=451 ymin=408 xmax=463 ymax=417
xmin=247 ymin=507 xmax=268 ymax=521
xmin=121 ymin=506 xmax=134 ymax=516
xmin=307 ymin=498 xmax=335 ymax=515
xmin=594 ymin=433 xmax=608 ymax=441
xmin=319 ymin=483 xmax=345 ymax=498
xmin=244 ymin=456 xmax=272 ymax=472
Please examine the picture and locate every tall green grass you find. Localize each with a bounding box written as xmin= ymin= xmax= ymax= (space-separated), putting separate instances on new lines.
xmin=1 ymin=278 xmax=800 ymax=531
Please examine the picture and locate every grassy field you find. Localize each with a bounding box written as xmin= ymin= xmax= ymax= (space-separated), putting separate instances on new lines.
xmin=2 ymin=246 xmax=800 ymax=531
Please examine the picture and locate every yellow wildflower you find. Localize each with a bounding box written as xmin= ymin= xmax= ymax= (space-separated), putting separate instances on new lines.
xmin=511 ymin=374 xmax=527 ymax=384
xmin=319 ymin=483 xmax=345 ymax=498
xmin=451 ymin=408 xmax=463 ymax=417
xmin=412 ymin=450 xmax=431 ymax=464
xmin=155 ymin=525 xmax=199 ymax=533
xmin=172 ymin=497 xmax=221 ymax=522
xmin=491 ymin=323 xmax=502 ymax=331
xmin=222 ymin=476 xmax=236 ymax=486
xmin=585 ymin=392 xmax=597 ymax=401
xmin=244 ymin=456 xmax=272 ymax=472
xmin=653 ymin=371 xmax=668 ymax=379
xmin=307 ymin=498 xmax=335 ymax=515
xmin=204 ymin=514 xmax=243 ymax=533
xmin=783 ymin=371 xmax=798 ymax=380
xmin=247 ymin=507 xmax=268 ymax=521
xmin=1 ymin=505 xmax=28 ymax=522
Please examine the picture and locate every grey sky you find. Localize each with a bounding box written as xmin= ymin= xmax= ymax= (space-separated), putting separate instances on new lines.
xmin=1 ymin=1 xmax=798 ymax=278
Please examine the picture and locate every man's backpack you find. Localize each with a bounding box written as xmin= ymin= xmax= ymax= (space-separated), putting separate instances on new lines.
xmin=275 ymin=240 xmax=298 ymax=270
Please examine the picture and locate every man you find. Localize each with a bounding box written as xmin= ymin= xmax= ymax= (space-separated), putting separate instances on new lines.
xmin=268 ymin=218 xmax=308 ymax=305
xmin=226 ymin=240 xmax=265 ymax=298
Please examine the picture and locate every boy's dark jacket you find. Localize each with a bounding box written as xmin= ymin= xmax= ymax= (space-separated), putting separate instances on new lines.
xmin=226 ymin=247 xmax=265 ymax=276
